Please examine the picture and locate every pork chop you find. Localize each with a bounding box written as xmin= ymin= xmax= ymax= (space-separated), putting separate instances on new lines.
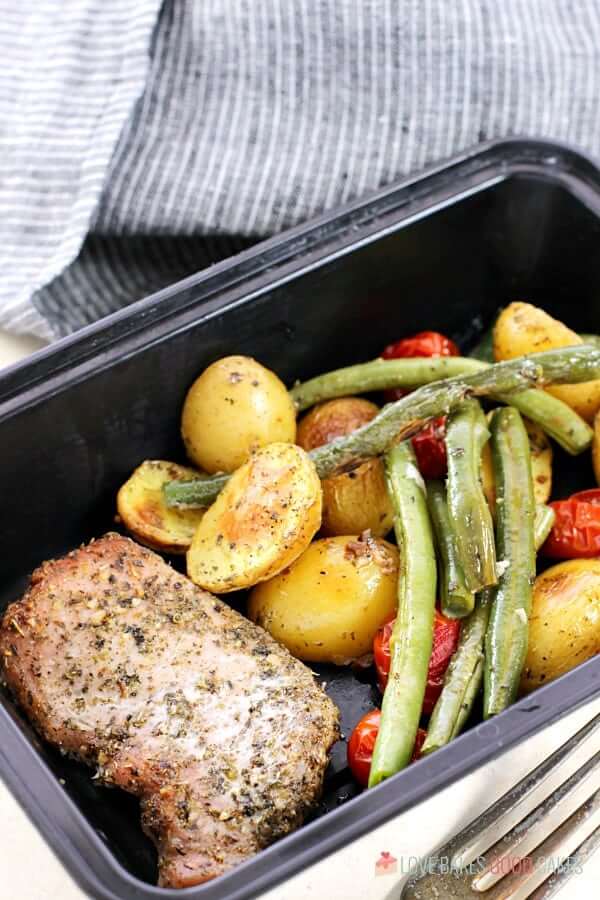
xmin=0 ymin=534 xmax=340 ymax=887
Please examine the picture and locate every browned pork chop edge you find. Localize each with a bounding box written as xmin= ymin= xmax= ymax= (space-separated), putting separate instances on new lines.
xmin=0 ymin=534 xmax=340 ymax=887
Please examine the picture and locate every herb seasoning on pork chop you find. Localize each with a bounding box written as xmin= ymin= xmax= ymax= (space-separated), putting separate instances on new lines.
xmin=0 ymin=534 xmax=340 ymax=887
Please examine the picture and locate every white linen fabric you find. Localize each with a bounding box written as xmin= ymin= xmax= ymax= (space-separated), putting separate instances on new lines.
xmin=2 ymin=1 xmax=600 ymax=338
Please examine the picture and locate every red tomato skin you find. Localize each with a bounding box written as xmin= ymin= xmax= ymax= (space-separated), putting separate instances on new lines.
xmin=411 ymin=416 xmax=448 ymax=480
xmin=381 ymin=331 xmax=460 ymax=404
xmin=570 ymin=489 xmax=600 ymax=505
xmin=374 ymin=610 xmax=461 ymax=714
xmin=347 ymin=709 xmax=426 ymax=786
xmin=422 ymin=611 xmax=462 ymax=713
xmin=373 ymin=617 xmax=393 ymax=693
xmin=381 ymin=331 xmax=460 ymax=360
xmin=347 ymin=709 xmax=380 ymax=787
xmin=543 ymin=496 xmax=600 ymax=558
xmin=412 ymin=726 xmax=427 ymax=760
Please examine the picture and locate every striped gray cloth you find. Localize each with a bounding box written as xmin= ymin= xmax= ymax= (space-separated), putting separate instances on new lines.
xmin=2 ymin=1 xmax=600 ymax=339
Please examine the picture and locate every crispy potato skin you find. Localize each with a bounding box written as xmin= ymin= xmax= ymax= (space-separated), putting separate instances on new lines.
xmin=297 ymin=398 xmax=394 ymax=537
xmin=481 ymin=417 xmax=552 ymax=511
xmin=186 ymin=443 xmax=322 ymax=592
xmin=248 ymin=535 xmax=399 ymax=664
xmin=297 ymin=397 xmax=379 ymax=450
xmin=117 ymin=460 xmax=205 ymax=553
xmin=181 ymin=356 xmax=296 ymax=473
xmin=520 ymin=559 xmax=600 ymax=694
xmin=493 ymin=302 xmax=600 ymax=422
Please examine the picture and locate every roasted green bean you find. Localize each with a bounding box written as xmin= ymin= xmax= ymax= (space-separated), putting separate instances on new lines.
xmin=164 ymin=346 xmax=600 ymax=508
xmin=422 ymin=498 xmax=555 ymax=752
xmin=533 ymin=504 xmax=556 ymax=550
xmin=484 ymin=407 xmax=536 ymax=718
xmin=452 ymin=658 xmax=484 ymax=738
xmin=445 ymin=399 xmax=496 ymax=592
xmin=292 ymin=349 xmax=592 ymax=454
xmin=494 ymin=387 xmax=592 ymax=454
xmin=467 ymin=328 xmax=594 ymax=453
xmin=290 ymin=357 xmax=486 ymax=411
xmin=368 ymin=442 xmax=437 ymax=786
xmin=421 ymin=590 xmax=492 ymax=754
xmin=426 ymin=479 xmax=472 ymax=618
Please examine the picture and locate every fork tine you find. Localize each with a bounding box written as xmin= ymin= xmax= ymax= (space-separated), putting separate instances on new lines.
xmin=529 ymin=814 xmax=600 ymax=899
xmin=451 ymin=714 xmax=600 ymax=869
xmin=400 ymin=712 xmax=600 ymax=900
xmin=478 ymin=792 xmax=600 ymax=900
xmin=471 ymin=753 xmax=600 ymax=891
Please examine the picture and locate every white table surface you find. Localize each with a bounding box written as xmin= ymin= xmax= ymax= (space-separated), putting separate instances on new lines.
xmin=0 ymin=327 xmax=599 ymax=900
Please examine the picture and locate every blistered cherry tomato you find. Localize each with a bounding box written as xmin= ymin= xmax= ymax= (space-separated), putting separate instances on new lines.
xmin=381 ymin=330 xmax=460 ymax=403
xmin=373 ymin=610 xmax=461 ymax=714
xmin=347 ymin=710 xmax=380 ymax=787
xmin=380 ymin=331 xmax=458 ymax=476
xmin=571 ymin=489 xmax=600 ymax=505
xmin=347 ymin=709 xmax=426 ymax=786
xmin=544 ymin=488 xmax=600 ymax=558
xmin=411 ymin=416 xmax=448 ymax=480
xmin=381 ymin=331 xmax=460 ymax=361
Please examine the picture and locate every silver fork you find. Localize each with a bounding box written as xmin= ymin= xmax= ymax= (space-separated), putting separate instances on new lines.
xmin=401 ymin=714 xmax=600 ymax=900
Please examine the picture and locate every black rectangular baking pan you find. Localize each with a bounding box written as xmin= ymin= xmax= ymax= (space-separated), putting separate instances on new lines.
xmin=2 ymin=138 xmax=600 ymax=900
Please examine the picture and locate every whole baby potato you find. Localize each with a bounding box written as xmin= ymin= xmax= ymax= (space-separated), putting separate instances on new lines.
xmin=493 ymin=302 xmax=600 ymax=422
xmin=181 ymin=355 xmax=296 ymax=473
xmin=248 ymin=534 xmax=399 ymax=664
xmin=297 ymin=397 xmax=394 ymax=537
xmin=520 ymin=559 xmax=600 ymax=694
xmin=297 ymin=396 xmax=379 ymax=448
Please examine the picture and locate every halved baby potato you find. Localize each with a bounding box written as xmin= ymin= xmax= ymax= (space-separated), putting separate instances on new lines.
xmin=297 ymin=397 xmax=394 ymax=537
xmin=493 ymin=302 xmax=600 ymax=422
xmin=248 ymin=534 xmax=399 ymax=664
xmin=117 ymin=460 xmax=206 ymax=554
xmin=187 ymin=442 xmax=322 ymax=592
xmin=481 ymin=417 xmax=553 ymax=512
xmin=520 ymin=559 xmax=600 ymax=694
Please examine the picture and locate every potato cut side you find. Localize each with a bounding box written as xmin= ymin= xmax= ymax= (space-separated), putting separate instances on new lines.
xmin=117 ymin=460 xmax=206 ymax=554
xmin=187 ymin=442 xmax=322 ymax=592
